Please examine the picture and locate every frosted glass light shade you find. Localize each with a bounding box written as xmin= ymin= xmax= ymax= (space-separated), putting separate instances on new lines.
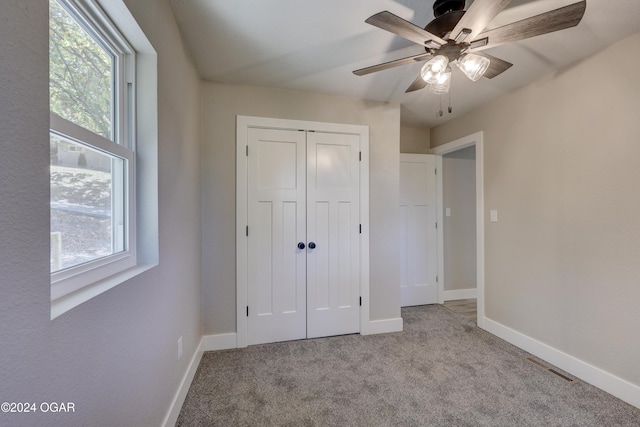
xmin=421 ymin=55 xmax=449 ymax=84
xmin=429 ymin=68 xmax=451 ymax=95
xmin=458 ymin=53 xmax=490 ymax=81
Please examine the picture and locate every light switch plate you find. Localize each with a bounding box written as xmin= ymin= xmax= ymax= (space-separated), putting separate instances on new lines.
xmin=490 ymin=210 xmax=498 ymax=223
xmin=445 ymin=208 xmax=451 ymax=217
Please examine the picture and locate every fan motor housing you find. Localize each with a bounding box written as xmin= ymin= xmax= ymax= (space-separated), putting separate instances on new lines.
xmin=425 ymin=10 xmax=465 ymax=39
xmin=432 ymin=0 xmax=465 ymax=17
xmin=426 ymin=0 xmax=466 ymax=42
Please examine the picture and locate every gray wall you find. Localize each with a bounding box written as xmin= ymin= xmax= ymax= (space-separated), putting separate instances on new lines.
xmin=443 ymin=146 xmax=477 ymax=292
xmin=400 ymin=126 xmax=430 ymax=153
xmin=201 ymin=83 xmax=401 ymax=334
xmin=0 ymin=1 xmax=202 ymax=425
xmin=431 ymin=33 xmax=640 ymax=386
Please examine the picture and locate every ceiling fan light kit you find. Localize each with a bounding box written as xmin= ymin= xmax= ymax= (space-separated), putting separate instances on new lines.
xmin=420 ymin=55 xmax=450 ymax=84
xmin=458 ymin=53 xmax=491 ymax=82
xmin=419 ymin=51 xmax=489 ymax=94
xmin=429 ymin=67 xmax=452 ymax=95
xmin=354 ymin=0 xmax=587 ymax=97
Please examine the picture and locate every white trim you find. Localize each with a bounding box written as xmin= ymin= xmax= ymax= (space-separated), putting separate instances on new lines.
xmin=435 ymin=155 xmax=444 ymax=304
xmin=161 ymin=337 xmax=204 ymax=427
xmin=431 ymin=132 xmax=485 ymax=328
xmin=484 ymin=318 xmax=640 ymax=410
xmin=431 ymin=132 xmax=480 ymax=155
xmin=50 ymin=113 xmax=132 ymax=159
xmin=161 ymin=333 xmax=240 ymax=426
xmin=362 ymin=318 xmax=404 ymax=335
xmin=236 ymin=115 xmax=370 ymax=346
xmin=359 ymin=129 xmax=371 ymax=338
xmin=236 ymin=116 xmax=249 ymax=348
xmin=236 ymin=115 xmax=369 ymax=134
xmin=475 ymin=135 xmax=485 ymax=329
xmin=443 ymin=288 xmax=477 ymax=301
xmin=202 ymin=333 xmax=238 ymax=351
xmin=66 ymin=0 xmax=135 ymax=56
xmin=51 ymin=264 xmax=154 ymax=319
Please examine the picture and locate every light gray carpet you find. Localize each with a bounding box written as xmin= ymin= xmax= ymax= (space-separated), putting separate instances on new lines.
xmin=177 ymin=305 xmax=640 ymax=426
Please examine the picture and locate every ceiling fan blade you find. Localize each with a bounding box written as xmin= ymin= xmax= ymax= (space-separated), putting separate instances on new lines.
xmin=449 ymin=0 xmax=512 ymax=42
xmin=353 ymin=52 xmax=432 ymax=76
xmin=473 ymin=52 xmax=513 ymax=79
xmin=470 ymin=0 xmax=586 ymax=51
xmin=365 ymin=11 xmax=447 ymax=49
xmin=405 ymin=74 xmax=428 ymax=93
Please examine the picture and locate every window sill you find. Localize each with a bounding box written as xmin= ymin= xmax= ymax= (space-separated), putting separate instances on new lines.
xmin=51 ymin=263 xmax=156 ymax=320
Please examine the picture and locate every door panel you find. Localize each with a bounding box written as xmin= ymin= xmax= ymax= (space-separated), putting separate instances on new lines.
xmin=281 ymin=201 xmax=298 ymax=312
xmin=400 ymin=154 xmax=438 ymax=306
xmin=338 ymin=201 xmax=352 ymax=308
xmin=248 ymin=128 xmax=307 ymax=344
xmin=247 ymin=128 xmax=361 ymax=344
xmin=306 ymin=132 xmax=360 ymax=338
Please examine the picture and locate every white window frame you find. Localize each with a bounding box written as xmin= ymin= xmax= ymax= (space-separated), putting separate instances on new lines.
xmin=50 ymin=0 xmax=157 ymax=318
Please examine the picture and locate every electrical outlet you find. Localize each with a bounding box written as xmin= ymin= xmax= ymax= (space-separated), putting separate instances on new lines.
xmin=177 ymin=336 xmax=183 ymax=361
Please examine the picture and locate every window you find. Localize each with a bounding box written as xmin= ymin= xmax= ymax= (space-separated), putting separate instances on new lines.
xmin=49 ymin=0 xmax=156 ymax=316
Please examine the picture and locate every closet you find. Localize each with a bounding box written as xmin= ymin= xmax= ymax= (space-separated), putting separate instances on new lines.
xmin=236 ymin=116 xmax=369 ymax=346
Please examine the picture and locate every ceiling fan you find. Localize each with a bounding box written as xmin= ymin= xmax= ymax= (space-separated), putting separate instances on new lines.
xmin=353 ymin=0 xmax=587 ymax=94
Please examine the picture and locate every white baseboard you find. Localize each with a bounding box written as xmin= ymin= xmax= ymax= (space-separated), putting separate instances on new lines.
xmin=483 ymin=317 xmax=640 ymax=409
xmin=362 ymin=317 xmax=403 ymax=335
xmin=161 ymin=338 xmax=204 ymax=427
xmin=202 ymin=332 xmax=238 ymax=351
xmin=162 ymin=333 xmax=238 ymax=426
xmin=443 ymin=288 xmax=477 ymax=301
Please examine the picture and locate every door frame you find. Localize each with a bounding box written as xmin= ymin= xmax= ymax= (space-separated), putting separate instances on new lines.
xmin=431 ymin=131 xmax=485 ymax=328
xmin=236 ymin=115 xmax=370 ymax=347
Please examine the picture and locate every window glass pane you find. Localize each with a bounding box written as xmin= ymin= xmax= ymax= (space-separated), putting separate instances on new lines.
xmin=50 ymin=133 xmax=125 ymax=273
xmin=49 ymin=0 xmax=114 ymax=140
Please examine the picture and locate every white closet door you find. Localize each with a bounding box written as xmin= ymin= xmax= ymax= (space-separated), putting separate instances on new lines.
xmin=306 ymin=132 xmax=360 ymax=338
xmin=247 ymin=128 xmax=307 ymax=345
xmin=400 ymin=153 xmax=438 ymax=306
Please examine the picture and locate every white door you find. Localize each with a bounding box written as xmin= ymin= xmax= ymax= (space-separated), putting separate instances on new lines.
xmin=306 ymin=132 xmax=361 ymax=338
xmin=247 ymin=128 xmax=307 ymax=345
xmin=247 ymin=128 xmax=360 ymax=344
xmin=400 ymin=153 xmax=438 ymax=306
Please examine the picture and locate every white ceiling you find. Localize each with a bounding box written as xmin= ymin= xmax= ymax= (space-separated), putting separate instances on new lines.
xmin=168 ymin=0 xmax=640 ymax=127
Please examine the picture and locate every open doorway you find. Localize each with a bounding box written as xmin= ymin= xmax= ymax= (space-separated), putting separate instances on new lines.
xmin=442 ymin=146 xmax=477 ymax=321
xmin=432 ymin=132 xmax=485 ymax=328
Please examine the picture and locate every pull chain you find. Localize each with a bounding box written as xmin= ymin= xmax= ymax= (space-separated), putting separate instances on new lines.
xmin=437 ymin=93 xmax=453 ymax=118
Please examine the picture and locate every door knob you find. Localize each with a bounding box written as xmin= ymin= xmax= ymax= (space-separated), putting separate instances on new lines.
xmin=297 ymin=242 xmax=305 ymax=250
xmin=308 ymin=242 xmax=316 ymax=249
